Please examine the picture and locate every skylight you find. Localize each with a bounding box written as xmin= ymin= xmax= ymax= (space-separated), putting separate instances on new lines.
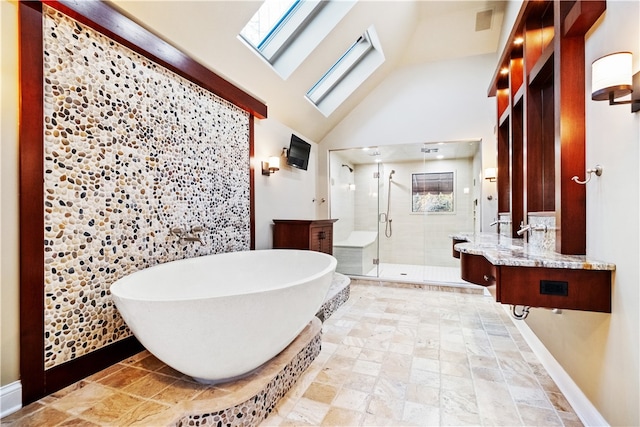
xmin=240 ymin=0 xmax=324 ymax=63
xmin=239 ymin=0 xmax=356 ymax=80
xmin=306 ymin=26 xmax=384 ymax=117
xmin=240 ymin=0 xmax=297 ymax=49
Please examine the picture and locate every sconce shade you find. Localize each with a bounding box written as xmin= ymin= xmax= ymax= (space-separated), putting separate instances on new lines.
xmin=261 ymin=155 xmax=281 ymax=176
xmin=592 ymin=52 xmax=633 ymax=101
xmin=484 ymin=167 xmax=497 ymax=182
xmin=268 ymin=156 xmax=280 ymax=171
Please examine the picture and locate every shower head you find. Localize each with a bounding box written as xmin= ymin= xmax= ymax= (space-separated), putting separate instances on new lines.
xmin=389 ymin=170 xmax=396 ymax=180
xmin=342 ymin=164 xmax=354 ymax=173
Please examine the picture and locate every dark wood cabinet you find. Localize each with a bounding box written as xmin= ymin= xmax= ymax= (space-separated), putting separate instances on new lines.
xmin=272 ymin=219 xmax=337 ymax=255
xmin=460 ymin=253 xmax=497 ymax=287
xmin=498 ymin=266 xmax=611 ymax=313
xmin=459 ymin=251 xmax=611 ymax=313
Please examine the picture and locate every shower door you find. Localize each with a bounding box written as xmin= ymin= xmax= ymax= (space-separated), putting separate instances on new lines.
xmin=376 ymin=159 xmax=430 ymax=282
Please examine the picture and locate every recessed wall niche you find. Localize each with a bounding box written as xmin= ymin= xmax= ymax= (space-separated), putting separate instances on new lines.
xmin=42 ymin=6 xmax=251 ymax=369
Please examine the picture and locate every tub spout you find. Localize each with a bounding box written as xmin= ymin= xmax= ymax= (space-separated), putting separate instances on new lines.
xmin=183 ymin=225 xmax=204 ymax=245
xmin=183 ymin=235 xmax=204 ymax=245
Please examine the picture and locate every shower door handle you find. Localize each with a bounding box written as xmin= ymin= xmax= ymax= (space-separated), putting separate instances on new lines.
xmin=379 ymin=213 xmax=387 ymax=223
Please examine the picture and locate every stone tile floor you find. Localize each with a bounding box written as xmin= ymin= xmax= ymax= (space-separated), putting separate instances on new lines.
xmin=260 ymin=284 xmax=581 ymax=426
xmin=2 ymin=283 xmax=582 ymax=426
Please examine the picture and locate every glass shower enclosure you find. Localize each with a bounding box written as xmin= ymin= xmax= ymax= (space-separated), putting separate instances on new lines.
xmin=329 ymin=140 xmax=482 ymax=285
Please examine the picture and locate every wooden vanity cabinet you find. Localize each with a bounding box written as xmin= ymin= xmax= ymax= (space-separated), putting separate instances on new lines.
xmin=460 ymin=251 xmax=611 ymax=313
xmin=499 ymin=266 xmax=611 ymax=313
xmin=460 ymin=252 xmax=500 ymax=301
xmin=460 ymin=253 xmax=497 ymax=287
xmin=272 ymin=219 xmax=337 ymax=255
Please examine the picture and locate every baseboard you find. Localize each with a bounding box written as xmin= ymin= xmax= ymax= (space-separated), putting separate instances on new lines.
xmin=504 ymin=306 xmax=609 ymax=426
xmin=1 ymin=381 xmax=22 ymax=418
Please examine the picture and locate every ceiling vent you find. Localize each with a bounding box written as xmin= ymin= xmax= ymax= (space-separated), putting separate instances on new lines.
xmin=421 ymin=147 xmax=439 ymax=154
xmin=475 ymin=9 xmax=493 ymax=32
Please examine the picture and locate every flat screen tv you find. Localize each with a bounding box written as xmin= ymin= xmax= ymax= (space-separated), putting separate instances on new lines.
xmin=287 ymin=134 xmax=311 ymax=170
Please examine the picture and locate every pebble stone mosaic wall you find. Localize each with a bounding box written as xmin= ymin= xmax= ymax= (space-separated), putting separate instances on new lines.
xmin=42 ymin=6 xmax=251 ymax=369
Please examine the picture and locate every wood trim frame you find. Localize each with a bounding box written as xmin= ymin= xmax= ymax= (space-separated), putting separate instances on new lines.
xmin=19 ymin=0 xmax=266 ymax=403
xmin=488 ymin=0 xmax=605 ymax=255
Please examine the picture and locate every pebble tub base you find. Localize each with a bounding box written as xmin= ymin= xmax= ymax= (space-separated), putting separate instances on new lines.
xmin=137 ymin=318 xmax=322 ymax=427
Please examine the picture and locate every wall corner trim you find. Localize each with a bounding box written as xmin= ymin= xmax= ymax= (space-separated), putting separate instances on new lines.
xmin=0 ymin=381 xmax=22 ymax=418
xmin=503 ymin=306 xmax=610 ymax=427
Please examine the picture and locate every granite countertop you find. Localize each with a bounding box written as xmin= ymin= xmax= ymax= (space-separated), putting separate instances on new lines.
xmin=451 ymin=232 xmax=616 ymax=271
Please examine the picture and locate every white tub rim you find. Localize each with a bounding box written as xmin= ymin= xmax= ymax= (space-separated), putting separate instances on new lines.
xmin=110 ymin=249 xmax=337 ymax=303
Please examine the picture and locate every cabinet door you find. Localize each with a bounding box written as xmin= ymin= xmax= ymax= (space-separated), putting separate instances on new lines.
xmin=321 ymin=225 xmax=333 ymax=254
xmin=310 ymin=225 xmax=333 ymax=254
xmin=309 ymin=225 xmax=322 ymax=252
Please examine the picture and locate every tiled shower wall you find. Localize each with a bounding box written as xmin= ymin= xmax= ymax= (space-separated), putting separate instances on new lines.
xmin=42 ymin=6 xmax=251 ymax=369
xmin=354 ymin=159 xmax=474 ymax=268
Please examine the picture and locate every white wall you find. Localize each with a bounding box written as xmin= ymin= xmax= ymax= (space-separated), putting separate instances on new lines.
xmin=522 ymin=2 xmax=640 ymax=425
xmin=318 ymin=53 xmax=498 ymax=231
xmin=1 ymin=0 xmax=20 ymax=388
xmin=253 ymin=118 xmax=319 ymax=249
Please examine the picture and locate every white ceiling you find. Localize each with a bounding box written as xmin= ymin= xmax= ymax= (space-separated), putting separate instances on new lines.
xmin=111 ymin=0 xmax=506 ymax=142
xmin=332 ymin=139 xmax=481 ymax=165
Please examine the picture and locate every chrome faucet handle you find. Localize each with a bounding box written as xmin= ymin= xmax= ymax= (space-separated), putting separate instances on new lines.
xmin=170 ymin=227 xmax=184 ymax=236
xmin=190 ymin=226 xmax=204 ymax=233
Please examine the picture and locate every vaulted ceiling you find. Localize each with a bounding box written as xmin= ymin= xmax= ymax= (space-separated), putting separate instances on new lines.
xmin=111 ymin=1 xmax=507 ymax=142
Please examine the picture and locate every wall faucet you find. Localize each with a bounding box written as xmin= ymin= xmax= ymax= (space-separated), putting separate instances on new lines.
xmin=183 ymin=235 xmax=204 ymax=245
xmin=516 ymin=222 xmax=531 ymax=236
xmin=171 ymin=225 xmax=204 ymax=245
xmin=531 ymin=224 xmax=548 ymax=232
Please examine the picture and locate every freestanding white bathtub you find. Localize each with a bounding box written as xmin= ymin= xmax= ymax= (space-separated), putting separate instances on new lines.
xmin=110 ymin=249 xmax=337 ymax=384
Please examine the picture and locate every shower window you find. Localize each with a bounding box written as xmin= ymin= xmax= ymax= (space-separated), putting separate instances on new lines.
xmin=412 ymin=172 xmax=454 ymax=213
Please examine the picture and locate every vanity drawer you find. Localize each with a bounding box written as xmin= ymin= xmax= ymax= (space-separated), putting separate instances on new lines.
xmin=460 ymin=253 xmax=498 ymax=287
xmin=499 ymin=266 xmax=611 ymax=313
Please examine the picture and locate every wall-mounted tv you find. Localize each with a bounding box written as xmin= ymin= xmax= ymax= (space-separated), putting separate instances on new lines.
xmin=287 ymin=134 xmax=311 ymax=170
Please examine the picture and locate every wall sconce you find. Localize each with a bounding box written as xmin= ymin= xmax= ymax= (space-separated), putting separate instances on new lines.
xmin=484 ymin=167 xmax=497 ymax=182
xmin=591 ymin=52 xmax=640 ymax=113
xmin=261 ymin=156 xmax=280 ymax=176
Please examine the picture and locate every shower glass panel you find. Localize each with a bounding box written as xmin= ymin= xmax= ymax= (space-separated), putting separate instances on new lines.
xmin=329 ymin=140 xmax=481 ymax=285
xmin=329 ymin=151 xmax=380 ymax=277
